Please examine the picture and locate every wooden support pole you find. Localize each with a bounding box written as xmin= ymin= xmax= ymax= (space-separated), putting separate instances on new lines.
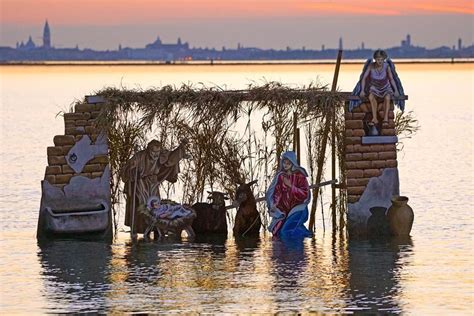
xmin=293 ymin=112 xmax=297 ymax=152
xmin=331 ymin=50 xmax=343 ymax=92
xmin=308 ymin=112 xmax=331 ymax=232
xmin=331 ymin=50 xmax=343 ymax=233
xmin=296 ymin=128 xmax=301 ymax=165
xmin=308 ymin=50 xmax=343 ymax=233
xmin=292 ymin=111 xmax=301 ymax=164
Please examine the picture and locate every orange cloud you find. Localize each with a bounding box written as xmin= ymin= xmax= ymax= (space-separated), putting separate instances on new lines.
xmin=301 ymin=3 xmax=401 ymax=15
xmin=1 ymin=0 xmax=473 ymax=25
xmin=300 ymin=0 xmax=474 ymax=16
xmin=411 ymin=3 xmax=474 ymax=14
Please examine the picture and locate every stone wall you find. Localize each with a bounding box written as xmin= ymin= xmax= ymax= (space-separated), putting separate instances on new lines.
xmin=43 ymin=103 xmax=108 ymax=188
xmin=37 ymin=99 xmax=112 ymax=239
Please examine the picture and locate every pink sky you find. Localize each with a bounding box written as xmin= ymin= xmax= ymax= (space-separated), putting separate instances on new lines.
xmin=1 ymin=0 xmax=472 ymax=50
xmin=2 ymin=0 xmax=473 ymax=24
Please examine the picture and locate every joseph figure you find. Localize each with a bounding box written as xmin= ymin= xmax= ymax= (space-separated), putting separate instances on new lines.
xmin=122 ymin=138 xmax=188 ymax=234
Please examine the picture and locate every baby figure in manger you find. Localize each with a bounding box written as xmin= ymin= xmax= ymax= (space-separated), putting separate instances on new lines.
xmin=143 ymin=196 xmax=196 ymax=239
xmin=148 ymin=196 xmax=193 ymax=220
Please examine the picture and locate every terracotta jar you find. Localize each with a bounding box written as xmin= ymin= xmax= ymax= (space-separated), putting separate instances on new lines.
xmin=367 ymin=206 xmax=389 ymax=238
xmin=387 ymin=196 xmax=414 ymax=236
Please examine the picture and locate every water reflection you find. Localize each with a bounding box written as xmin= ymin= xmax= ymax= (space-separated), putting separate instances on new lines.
xmin=121 ymin=240 xmax=163 ymax=285
xmin=303 ymin=235 xmax=350 ymax=312
xmin=347 ymin=236 xmax=414 ymax=314
xmin=234 ymin=235 xmax=260 ymax=253
xmin=35 ymin=233 xmax=414 ymax=313
xmin=270 ymin=237 xmax=308 ymax=312
xmin=37 ymin=240 xmax=112 ymax=313
xmin=194 ymin=234 xmax=228 ymax=257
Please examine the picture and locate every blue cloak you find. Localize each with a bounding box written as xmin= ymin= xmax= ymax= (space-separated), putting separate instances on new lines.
xmin=266 ymin=151 xmax=312 ymax=238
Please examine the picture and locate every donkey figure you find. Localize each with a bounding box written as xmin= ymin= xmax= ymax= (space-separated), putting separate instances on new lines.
xmin=233 ymin=180 xmax=261 ymax=237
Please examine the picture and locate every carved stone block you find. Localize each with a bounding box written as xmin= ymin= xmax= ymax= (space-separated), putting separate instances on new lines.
xmin=379 ymin=151 xmax=397 ymax=160
xmin=347 ymin=186 xmax=366 ymax=195
xmin=363 ymin=169 xmax=381 ymax=178
xmin=45 ymin=166 xmax=62 ymax=175
xmin=362 ymin=152 xmax=379 ymax=161
xmin=53 ymin=135 xmax=75 ymax=146
xmin=347 ymin=169 xmax=364 ymax=178
xmin=56 ymin=174 xmax=73 ymax=184
xmin=47 ymin=146 xmax=63 ymax=156
xmin=346 ymin=153 xmax=363 ymax=161
xmin=48 ymin=156 xmax=67 ymax=166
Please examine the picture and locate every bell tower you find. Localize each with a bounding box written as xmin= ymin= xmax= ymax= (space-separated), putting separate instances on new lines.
xmin=43 ymin=20 xmax=51 ymax=48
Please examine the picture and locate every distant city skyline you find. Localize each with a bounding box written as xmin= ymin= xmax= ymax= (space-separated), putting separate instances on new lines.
xmin=3 ymin=20 xmax=471 ymax=62
xmin=3 ymin=17 xmax=472 ymax=52
xmin=1 ymin=0 xmax=472 ymax=50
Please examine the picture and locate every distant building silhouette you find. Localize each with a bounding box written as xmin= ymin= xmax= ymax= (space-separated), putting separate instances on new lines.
xmin=458 ymin=38 xmax=462 ymax=50
xmin=145 ymin=36 xmax=189 ymax=50
xmin=24 ymin=36 xmax=36 ymax=50
xmin=43 ymin=20 xmax=51 ymax=48
xmin=401 ymin=34 xmax=411 ymax=48
xmin=339 ymin=37 xmax=343 ymax=50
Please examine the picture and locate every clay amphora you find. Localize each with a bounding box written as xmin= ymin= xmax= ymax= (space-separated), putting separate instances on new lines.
xmin=367 ymin=206 xmax=389 ymax=238
xmin=386 ymin=196 xmax=414 ymax=236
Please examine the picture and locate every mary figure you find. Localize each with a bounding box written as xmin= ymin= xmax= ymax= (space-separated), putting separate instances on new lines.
xmin=266 ymin=151 xmax=312 ymax=238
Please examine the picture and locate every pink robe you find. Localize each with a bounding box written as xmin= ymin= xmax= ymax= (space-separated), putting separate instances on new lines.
xmin=272 ymin=171 xmax=309 ymax=215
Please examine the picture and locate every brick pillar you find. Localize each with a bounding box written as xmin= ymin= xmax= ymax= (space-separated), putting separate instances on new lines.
xmin=345 ymin=102 xmax=400 ymax=238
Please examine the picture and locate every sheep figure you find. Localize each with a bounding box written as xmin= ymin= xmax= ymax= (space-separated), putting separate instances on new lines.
xmin=233 ymin=180 xmax=261 ymax=237
xmin=191 ymin=191 xmax=229 ymax=235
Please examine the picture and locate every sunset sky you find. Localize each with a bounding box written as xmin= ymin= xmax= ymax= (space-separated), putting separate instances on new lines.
xmin=1 ymin=0 xmax=473 ymax=50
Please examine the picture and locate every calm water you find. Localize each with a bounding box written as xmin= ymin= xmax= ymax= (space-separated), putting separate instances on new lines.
xmin=0 ymin=63 xmax=473 ymax=314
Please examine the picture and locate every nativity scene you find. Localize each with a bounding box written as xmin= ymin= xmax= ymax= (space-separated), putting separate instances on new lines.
xmin=36 ymin=51 xmax=414 ymax=243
